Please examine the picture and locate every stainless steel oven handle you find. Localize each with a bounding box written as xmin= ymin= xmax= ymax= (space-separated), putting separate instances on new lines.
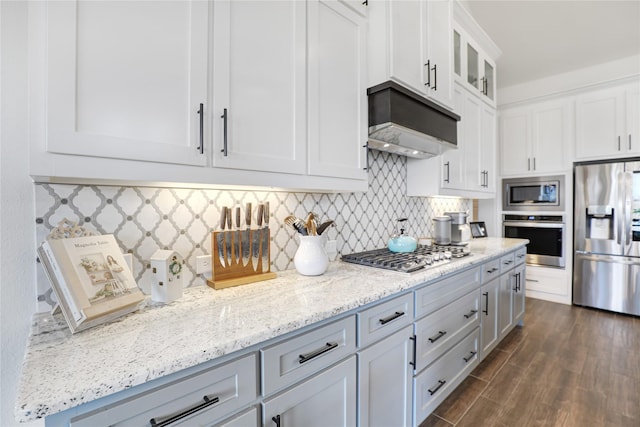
xmin=503 ymin=221 xmax=564 ymax=229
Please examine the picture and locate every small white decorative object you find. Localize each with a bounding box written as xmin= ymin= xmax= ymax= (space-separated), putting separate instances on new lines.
xmin=294 ymin=235 xmax=329 ymax=276
xmin=150 ymin=250 xmax=184 ymax=303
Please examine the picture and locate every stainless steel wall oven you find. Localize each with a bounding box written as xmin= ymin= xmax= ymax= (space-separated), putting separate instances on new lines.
xmin=503 ymin=214 xmax=565 ymax=268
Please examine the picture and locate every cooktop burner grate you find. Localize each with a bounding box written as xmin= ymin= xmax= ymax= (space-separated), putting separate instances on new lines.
xmin=341 ymin=245 xmax=471 ymax=273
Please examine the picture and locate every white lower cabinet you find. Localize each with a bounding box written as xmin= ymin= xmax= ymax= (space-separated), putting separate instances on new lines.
xmin=479 ymin=278 xmax=500 ymax=359
xmin=413 ymin=329 xmax=480 ymax=423
xmin=357 ymin=325 xmax=413 ymax=427
xmin=67 ymin=354 xmax=258 ymax=427
xmin=262 ymin=356 xmax=357 ymax=427
xmin=217 ymin=407 xmax=259 ymax=427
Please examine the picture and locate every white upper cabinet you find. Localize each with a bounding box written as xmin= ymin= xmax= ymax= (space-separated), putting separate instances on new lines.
xmin=575 ymin=82 xmax=640 ymax=160
xmin=407 ymin=83 xmax=496 ymax=198
xmin=368 ymin=0 xmax=454 ymax=109
xmin=423 ymin=0 xmax=454 ymax=108
xmin=500 ymin=99 xmax=571 ymax=176
xmin=45 ymin=0 xmax=208 ymax=166
xmin=307 ymin=0 xmax=368 ymax=180
xmin=212 ymin=0 xmax=306 ymax=175
xmin=31 ymin=0 xmax=368 ymax=191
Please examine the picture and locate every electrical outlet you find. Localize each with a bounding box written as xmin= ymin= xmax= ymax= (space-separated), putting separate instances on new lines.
xmin=196 ymin=255 xmax=212 ymax=274
xmin=325 ymin=240 xmax=337 ymax=257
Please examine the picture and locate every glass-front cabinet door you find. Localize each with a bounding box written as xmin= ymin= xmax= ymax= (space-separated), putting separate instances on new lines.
xmin=467 ymin=44 xmax=479 ymax=89
xmin=453 ymin=30 xmax=461 ymax=77
xmin=483 ymin=59 xmax=494 ymax=101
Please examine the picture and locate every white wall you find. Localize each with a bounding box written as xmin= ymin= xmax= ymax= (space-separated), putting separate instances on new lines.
xmin=1 ymin=2 xmax=41 ymax=426
xmin=498 ymin=54 xmax=640 ymax=106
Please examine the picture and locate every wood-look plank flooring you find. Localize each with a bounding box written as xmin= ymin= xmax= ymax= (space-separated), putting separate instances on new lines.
xmin=419 ymin=298 xmax=640 ymax=427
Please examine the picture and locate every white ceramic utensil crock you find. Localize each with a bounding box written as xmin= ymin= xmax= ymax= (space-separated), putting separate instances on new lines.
xmin=294 ymin=235 xmax=329 ymax=276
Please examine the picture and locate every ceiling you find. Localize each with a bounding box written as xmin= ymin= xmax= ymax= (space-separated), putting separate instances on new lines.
xmin=463 ymin=0 xmax=640 ymax=89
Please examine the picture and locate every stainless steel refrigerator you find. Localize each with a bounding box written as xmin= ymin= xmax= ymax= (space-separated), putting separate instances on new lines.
xmin=574 ymin=159 xmax=640 ymax=316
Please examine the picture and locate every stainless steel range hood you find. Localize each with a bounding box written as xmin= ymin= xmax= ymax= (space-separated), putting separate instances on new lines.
xmin=367 ymin=81 xmax=460 ymax=159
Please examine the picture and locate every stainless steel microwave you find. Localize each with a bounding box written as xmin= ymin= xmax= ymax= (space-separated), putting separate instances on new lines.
xmin=503 ymin=175 xmax=564 ymax=211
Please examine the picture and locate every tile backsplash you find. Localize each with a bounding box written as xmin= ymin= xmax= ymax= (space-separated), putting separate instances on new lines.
xmin=35 ymin=151 xmax=470 ymax=311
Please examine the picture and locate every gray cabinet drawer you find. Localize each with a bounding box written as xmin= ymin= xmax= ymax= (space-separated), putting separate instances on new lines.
xmin=414 ymin=266 xmax=481 ymax=318
xmin=515 ymin=247 xmax=527 ymax=265
xmin=70 ymin=354 xmax=258 ymax=427
xmin=500 ymin=252 xmax=516 ymax=273
xmin=413 ymin=329 xmax=480 ymax=423
xmin=261 ymin=316 xmax=356 ymax=396
xmin=414 ymin=290 xmax=480 ymax=372
xmin=481 ymin=258 xmax=501 ymax=283
xmin=357 ymin=292 xmax=413 ymax=348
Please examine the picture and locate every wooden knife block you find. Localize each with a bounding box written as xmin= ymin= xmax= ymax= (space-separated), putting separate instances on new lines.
xmin=207 ymin=228 xmax=276 ymax=290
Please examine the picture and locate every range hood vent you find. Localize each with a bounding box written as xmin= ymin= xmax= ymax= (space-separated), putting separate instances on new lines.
xmin=367 ymin=81 xmax=460 ymax=159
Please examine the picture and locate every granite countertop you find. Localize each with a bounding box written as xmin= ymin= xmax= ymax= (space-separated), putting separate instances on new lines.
xmin=15 ymin=237 xmax=527 ymax=422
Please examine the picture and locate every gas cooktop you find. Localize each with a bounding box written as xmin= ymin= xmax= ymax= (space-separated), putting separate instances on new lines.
xmin=341 ymin=244 xmax=471 ymax=274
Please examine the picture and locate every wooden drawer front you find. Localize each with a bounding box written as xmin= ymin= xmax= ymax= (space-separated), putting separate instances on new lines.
xmin=261 ymin=316 xmax=356 ymax=396
xmin=515 ymin=247 xmax=527 ymax=265
xmin=413 ymin=329 xmax=480 ymax=423
xmin=481 ymin=259 xmax=501 ymax=284
xmin=500 ymin=252 xmax=516 ymax=273
xmin=70 ymin=354 xmax=258 ymax=427
xmin=357 ymin=292 xmax=413 ymax=348
xmin=414 ymin=267 xmax=481 ymax=318
xmin=414 ymin=290 xmax=480 ymax=372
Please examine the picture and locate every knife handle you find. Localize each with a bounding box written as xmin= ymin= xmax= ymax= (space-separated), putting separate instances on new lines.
xmin=235 ymin=207 xmax=241 ymax=229
xmin=256 ymin=204 xmax=264 ymax=228
xmin=245 ymin=203 xmax=252 ymax=227
xmin=220 ymin=207 xmax=227 ymax=230
xmin=264 ymin=201 xmax=270 ymax=227
xmin=226 ymin=207 xmax=232 ymax=230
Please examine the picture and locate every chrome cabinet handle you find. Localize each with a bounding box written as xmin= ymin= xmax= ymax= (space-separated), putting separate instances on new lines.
xmin=221 ymin=108 xmax=228 ymax=156
xmin=444 ymin=161 xmax=450 ymax=183
xmin=630 ymin=134 xmax=632 ymax=150
xmin=528 ymin=158 xmax=531 ymax=171
xmin=149 ymin=395 xmax=219 ymax=427
xmin=428 ymin=330 xmax=447 ymax=343
xmin=379 ymin=311 xmax=405 ymax=325
xmin=618 ymin=135 xmax=621 ymax=151
xmin=197 ymin=103 xmax=204 ymax=154
xmin=428 ymin=379 xmax=446 ymax=395
xmin=298 ymin=342 xmax=338 ymax=364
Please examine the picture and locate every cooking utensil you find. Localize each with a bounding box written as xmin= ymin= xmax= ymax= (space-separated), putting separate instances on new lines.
xmin=305 ymin=212 xmax=317 ymax=236
xmin=243 ymin=203 xmax=252 ymax=267
xmin=262 ymin=201 xmax=270 ymax=272
xmin=235 ymin=206 xmax=242 ymax=265
xmin=226 ymin=206 xmax=235 ymax=265
xmin=218 ymin=207 xmax=227 ymax=267
xmin=254 ymin=204 xmax=264 ymax=271
xmin=284 ymin=215 xmax=308 ymax=235
xmin=316 ymin=220 xmax=334 ymax=236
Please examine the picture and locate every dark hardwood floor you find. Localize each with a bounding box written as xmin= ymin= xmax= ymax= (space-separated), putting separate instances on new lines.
xmin=419 ymin=297 xmax=640 ymax=427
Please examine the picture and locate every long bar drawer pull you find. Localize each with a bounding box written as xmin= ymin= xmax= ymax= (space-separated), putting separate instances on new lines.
xmin=428 ymin=330 xmax=447 ymax=343
xmin=482 ymin=292 xmax=489 ymax=315
xmin=503 ymin=260 xmax=513 ymax=265
xmin=463 ymin=309 xmax=478 ymax=319
xmin=428 ymin=380 xmax=446 ymax=396
xmin=299 ymin=342 xmax=338 ymax=364
xmin=463 ymin=351 xmax=478 ymax=363
xmin=486 ymin=267 xmax=498 ymax=274
xmin=149 ymin=395 xmax=219 ymax=427
xmin=379 ymin=311 xmax=405 ymax=325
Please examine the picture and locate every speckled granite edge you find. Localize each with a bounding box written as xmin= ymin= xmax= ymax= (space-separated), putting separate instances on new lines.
xmin=15 ymin=238 xmax=527 ymax=422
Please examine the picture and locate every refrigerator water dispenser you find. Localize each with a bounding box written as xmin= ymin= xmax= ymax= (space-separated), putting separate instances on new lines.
xmin=586 ymin=205 xmax=614 ymax=240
